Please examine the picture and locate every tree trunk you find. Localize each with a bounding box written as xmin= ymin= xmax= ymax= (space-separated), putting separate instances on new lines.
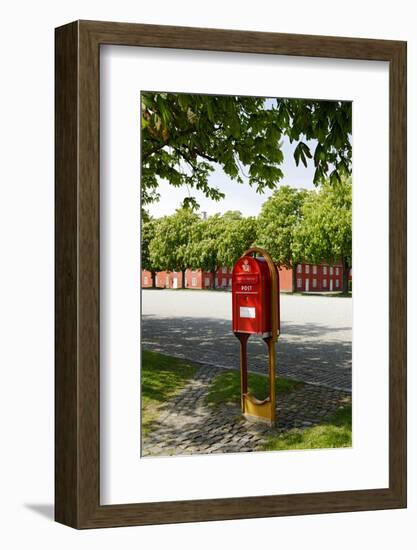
xmin=292 ymin=264 xmax=297 ymax=293
xmin=181 ymin=269 xmax=186 ymax=289
xmin=342 ymin=258 xmax=350 ymax=294
xmin=151 ymin=270 xmax=156 ymax=288
xmin=211 ymin=268 xmax=217 ymax=290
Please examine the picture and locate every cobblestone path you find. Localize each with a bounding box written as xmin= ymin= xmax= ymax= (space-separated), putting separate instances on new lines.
xmin=142 ymin=365 xmax=351 ymax=457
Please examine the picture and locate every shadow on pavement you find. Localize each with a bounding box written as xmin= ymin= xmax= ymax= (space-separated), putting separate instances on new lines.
xmin=142 ymin=315 xmax=352 ymax=391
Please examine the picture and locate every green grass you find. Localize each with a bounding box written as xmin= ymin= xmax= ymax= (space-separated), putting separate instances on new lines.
xmin=205 ymin=370 xmax=302 ymax=407
xmin=263 ymin=404 xmax=352 ymax=451
xmin=141 ymin=350 xmax=197 ymax=436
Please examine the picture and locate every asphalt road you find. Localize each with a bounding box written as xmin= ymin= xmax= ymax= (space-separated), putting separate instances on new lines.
xmin=141 ymin=290 xmax=352 ymax=391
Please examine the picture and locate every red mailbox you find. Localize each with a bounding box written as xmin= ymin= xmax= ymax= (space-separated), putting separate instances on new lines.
xmin=232 ymin=255 xmax=280 ymax=336
xmin=232 ymin=248 xmax=280 ymax=425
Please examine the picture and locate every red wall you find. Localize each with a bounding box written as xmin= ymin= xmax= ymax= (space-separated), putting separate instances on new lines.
xmin=215 ymin=267 xmax=233 ymax=289
xmin=142 ymin=263 xmax=351 ymax=291
xmin=142 ymin=270 xmax=153 ymax=288
xmin=154 ymin=271 xmax=183 ymax=289
xmin=185 ymin=269 xmax=205 ymax=289
xmin=278 ymin=266 xmax=294 ymax=292
xmin=155 ymin=271 xmax=168 ymax=288
xmin=294 ymin=262 xmax=344 ymax=292
xmin=147 ymin=268 xmax=232 ymax=290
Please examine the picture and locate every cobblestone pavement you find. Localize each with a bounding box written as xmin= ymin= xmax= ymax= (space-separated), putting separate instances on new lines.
xmin=142 ymin=290 xmax=352 ymax=392
xmin=142 ymin=365 xmax=351 ymax=457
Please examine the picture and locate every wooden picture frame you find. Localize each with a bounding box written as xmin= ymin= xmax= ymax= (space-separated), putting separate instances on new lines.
xmin=55 ymin=20 xmax=407 ymax=528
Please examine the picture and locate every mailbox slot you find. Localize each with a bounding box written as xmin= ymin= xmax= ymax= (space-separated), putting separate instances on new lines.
xmin=235 ymin=274 xmax=259 ymax=285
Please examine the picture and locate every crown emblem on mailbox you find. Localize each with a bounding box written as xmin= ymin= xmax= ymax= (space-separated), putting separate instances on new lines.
xmin=242 ymin=259 xmax=250 ymax=272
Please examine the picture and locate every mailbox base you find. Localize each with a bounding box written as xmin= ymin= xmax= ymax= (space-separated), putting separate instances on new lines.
xmin=242 ymin=394 xmax=275 ymax=425
xmin=235 ymin=331 xmax=277 ymax=426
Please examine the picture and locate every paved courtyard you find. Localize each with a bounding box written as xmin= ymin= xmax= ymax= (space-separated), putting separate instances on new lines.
xmin=142 ymin=364 xmax=351 ymax=457
xmin=142 ymin=289 xmax=352 ymax=392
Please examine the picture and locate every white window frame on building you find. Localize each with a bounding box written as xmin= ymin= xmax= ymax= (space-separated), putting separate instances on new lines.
xmin=297 ymin=264 xmax=302 ymax=273
xmin=323 ymin=278 xmax=327 ymax=288
xmin=336 ymin=279 xmax=340 ymax=289
xmin=313 ymin=265 xmax=317 ymax=275
xmin=312 ymin=278 xmax=317 ymax=288
xmin=191 ymin=277 xmax=197 ymax=287
xmin=335 ymin=267 xmax=340 ymax=276
xmin=297 ymin=278 xmax=302 ymax=288
xmin=330 ymin=266 xmax=334 ymax=275
xmin=305 ymin=264 xmax=310 ymax=274
xmin=323 ymin=266 xmax=327 ymax=275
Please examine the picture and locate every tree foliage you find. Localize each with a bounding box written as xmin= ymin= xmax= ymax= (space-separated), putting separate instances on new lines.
xmin=293 ymin=177 xmax=352 ymax=292
xmin=216 ymin=215 xmax=257 ymax=268
xmin=141 ymin=93 xmax=351 ymax=208
xmin=187 ymin=214 xmax=224 ymax=287
xmin=182 ymin=211 xmax=258 ymax=284
xmin=256 ymin=186 xmax=309 ymax=268
xmin=141 ymin=218 xmax=159 ymax=272
xmin=146 ymin=209 xmax=257 ymax=286
xmin=148 ymin=208 xmax=199 ymax=285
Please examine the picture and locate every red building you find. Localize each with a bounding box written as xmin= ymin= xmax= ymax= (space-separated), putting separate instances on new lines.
xmin=141 ymin=270 xmax=153 ymax=288
xmin=156 ymin=271 xmax=184 ymax=289
xmin=215 ymin=267 xmax=233 ymax=289
xmin=142 ymin=263 xmax=351 ymax=292
xmin=185 ymin=269 xmax=213 ymax=289
xmin=184 ymin=267 xmax=233 ymax=289
xmin=141 ymin=270 xmax=184 ymax=289
xmin=278 ymin=266 xmax=294 ymax=292
xmin=142 ymin=267 xmax=233 ymax=289
xmin=295 ymin=262 xmax=345 ymax=292
xmin=241 ymin=263 xmax=351 ymax=293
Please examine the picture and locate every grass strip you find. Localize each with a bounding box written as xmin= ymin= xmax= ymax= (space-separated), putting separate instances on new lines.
xmin=263 ymin=404 xmax=352 ymax=451
xmin=205 ymin=370 xmax=302 ymax=407
xmin=141 ymin=350 xmax=197 ymax=436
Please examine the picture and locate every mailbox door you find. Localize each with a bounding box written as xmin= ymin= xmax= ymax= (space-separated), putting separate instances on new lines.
xmin=232 ymin=257 xmax=263 ymax=334
xmin=232 ymin=256 xmax=280 ymax=335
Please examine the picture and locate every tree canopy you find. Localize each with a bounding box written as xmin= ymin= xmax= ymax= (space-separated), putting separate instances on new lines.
xmin=148 ymin=210 xmax=257 ymax=288
xmin=148 ymin=208 xmax=199 ymax=286
xmin=141 ymin=93 xmax=352 ymax=209
xmin=142 ymin=179 xmax=352 ymax=292
xmin=187 ymin=214 xmax=224 ymax=286
xmin=216 ymin=215 xmax=257 ymax=268
xmin=293 ymin=177 xmax=352 ymax=292
xmin=141 ymin=218 xmax=158 ymax=272
xmin=256 ymin=185 xmax=309 ymax=269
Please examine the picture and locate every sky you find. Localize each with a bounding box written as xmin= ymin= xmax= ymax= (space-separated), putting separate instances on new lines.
xmin=145 ymin=95 xmax=319 ymax=219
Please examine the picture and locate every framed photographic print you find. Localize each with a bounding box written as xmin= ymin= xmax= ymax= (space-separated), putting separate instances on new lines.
xmin=55 ymin=20 xmax=406 ymax=528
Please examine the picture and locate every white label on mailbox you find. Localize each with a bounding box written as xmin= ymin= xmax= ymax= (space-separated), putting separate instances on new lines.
xmin=240 ymin=306 xmax=256 ymax=319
